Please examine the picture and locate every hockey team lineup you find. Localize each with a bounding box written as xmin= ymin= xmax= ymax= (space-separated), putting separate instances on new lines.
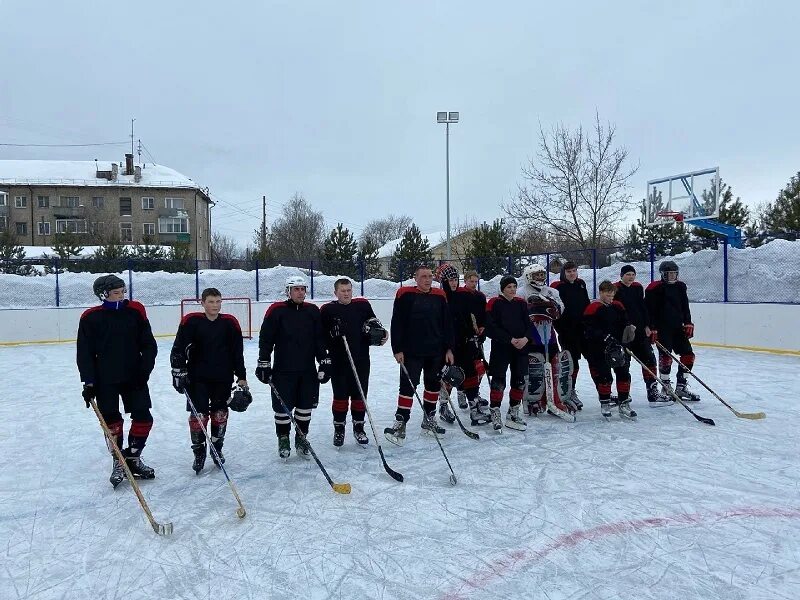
xmin=75 ymin=260 xmax=766 ymax=528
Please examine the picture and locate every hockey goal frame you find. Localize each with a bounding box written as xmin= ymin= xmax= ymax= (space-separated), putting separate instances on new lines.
xmin=180 ymin=297 xmax=253 ymax=339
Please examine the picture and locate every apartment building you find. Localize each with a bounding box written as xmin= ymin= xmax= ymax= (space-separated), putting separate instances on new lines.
xmin=0 ymin=155 xmax=212 ymax=259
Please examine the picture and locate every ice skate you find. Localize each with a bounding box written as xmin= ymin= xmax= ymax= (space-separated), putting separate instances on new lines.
xmin=125 ymin=453 xmax=155 ymax=479
xmin=295 ymin=433 xmax=312 ymax=459
xmin=278 ymin=435 xmax=291 ymax=459
xmin=600 ymin=400 xmax=612 ymax=420
xmin=421 ymin=413 xmax=446 ymax=436
xmin=489 ymin=406 xmax=503 ymax=432
xmin=438 ymin=400 xmax=456 ymax=424
xmin=675 ymin=381 xmax=700 ymax=402
xmin=648 ymin=381 xmax=672 ymax=405
xmin=384 ymin=416 xmax=407 ymax=446
xmin=333 ymin=424 xmax=345 ymax=448
xmin=618 ymin=399 xmax=637 ymax=419
xmin=191 ymin=431 xmax=206 ymax=473
xmin=469 ymin=400 xmax=492 ymax=426
xmin=353 ymin=423 xmax=369 ymax=446
xmin=457 ymin=390 xmax=468 ymax=409
xmin=109 ymin=458 xmax=125 ymax=488
xmin=505 ymin=404 xmax=527 ymax=431
xmin=210 ymin=441 xmax=225 ymax=467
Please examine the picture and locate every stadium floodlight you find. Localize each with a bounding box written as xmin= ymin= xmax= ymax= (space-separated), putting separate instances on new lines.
xmin=437 ymin=112 xmax=448 ymax=123
xmin=436 ymin=110 xmax=459 ymax=260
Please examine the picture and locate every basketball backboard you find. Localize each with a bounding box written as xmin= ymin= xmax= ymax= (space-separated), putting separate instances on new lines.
xmin=645 ymin=167 xmax=720 ymax=225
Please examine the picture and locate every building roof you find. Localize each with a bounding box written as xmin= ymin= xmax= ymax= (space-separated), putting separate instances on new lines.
xmin=0 ymin=160 xmax=203 ymax=190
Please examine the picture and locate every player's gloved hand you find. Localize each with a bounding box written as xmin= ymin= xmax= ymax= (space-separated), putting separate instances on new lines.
xmin=82 ymin=384 xmax=95 ymax=408
xmin=649 ymin=329 xmax=658 ymax=343
xmin=171 ymin=368 xmax=188 ymax=393
xmin=330 ymin=317 xmax=342 ymax=339
xmin=255 ymin=360 xmax=272 ymax=384
xmin=622 ymin=324 xmax=636 ymax=344
xmin=684 ymin=323 xmax=694 ymax=338
xmin=317 ymin=357 xmax=332 ymax=384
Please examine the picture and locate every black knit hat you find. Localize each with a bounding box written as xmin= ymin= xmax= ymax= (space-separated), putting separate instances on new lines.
xmin=499 ymin=275 xmax=517 ymax=292
xmin=620 ymin=264 xmax=636 ymax=276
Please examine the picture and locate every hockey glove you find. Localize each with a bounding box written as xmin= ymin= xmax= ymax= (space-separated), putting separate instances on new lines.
xmin=329 ymin=317 xmax=342 ymax=339
xmin=649 ymin=329 xmax=658 ymax=343
xmin=255 ymin=360 xmax=272 ymax=384
xmin=684 ymin=323 xmax=694 ymax=338
xmin=317 ymin=357 xmax=332 ymax=384
xmin=171 ymin=368 xmax=188 ymax=394
xmin=621 ymin=324 xmax=636 ymax=344
xmin=82 ymin=384 xmax=95 ymax=408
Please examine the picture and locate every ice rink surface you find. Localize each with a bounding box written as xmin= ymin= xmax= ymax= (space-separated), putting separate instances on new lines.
xmin=2 ymin=339 xmax=799 ymax=600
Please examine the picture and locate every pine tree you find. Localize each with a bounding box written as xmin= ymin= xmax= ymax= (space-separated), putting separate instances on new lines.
xmin=0 ymin=230 xmax=38 ymax=275
xmin=465 ymin=219 xmax=514 ymax=277
xmin=166 ymin=241 xmax=194 ymax=273
xmin=356 ymin=234 xmax=381 ymax=279
xmin=43 ymin=230 xmax=85 ymax=273
xmin=89 ymin=236 xmax=130 ymax=273
xmin=692 ymin=179 xmax=751 ymax=246
xmin=322 ymin=223 xmax=358 ymax=279
xmin=389 ymin=224 xmax=434 ymax=281
xmin=130 ymin=238 xmax=167 ymax=272
xmin=761 ymin=171 xmax=800 ymax=238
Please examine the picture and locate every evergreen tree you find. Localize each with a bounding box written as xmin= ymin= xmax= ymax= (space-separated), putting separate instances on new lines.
xmin=761 ymin=171 xmax=800 ymax=237
xmin=166 ymin=241 xmax=194 ymax=273
xmin=130 ymin=238 xmax=168 ymax=272
xmin=692 ymin=179 xmax=751 ymax=246
xmin=389 ymin=224 xmax=434 ymax=281
xmin=322 ymin=223 xmax=358 ymax=278
xmin=465 ymin=219 xmax=514 ymax=278
xmin=356 ymin=234 xmax=381 ymax=280
xmin=89 ymin=236 xmax=130 ymax=273
xmin=0 ymin=230 xmax=37 ymax=275
xmin=43 ymin=230 xmax=85 ymax=273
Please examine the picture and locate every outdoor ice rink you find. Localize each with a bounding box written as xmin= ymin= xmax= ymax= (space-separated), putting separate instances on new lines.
xmin=2 ymin=339 xmax=799 ymax=600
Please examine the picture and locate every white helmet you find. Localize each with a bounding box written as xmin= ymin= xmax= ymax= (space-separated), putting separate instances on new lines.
xmin=523 ymin=263 xmax=547 ymax=286
xmin=285 ymin=275 xmax=308 ymax=295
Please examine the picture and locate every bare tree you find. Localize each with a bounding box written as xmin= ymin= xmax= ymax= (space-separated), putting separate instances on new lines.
xmin=269 ymin=192 xmax=326 ymax=261
xmin=359 ymin=214 xmax=413 ymax=247
xmin=210 ymin=232 xmax=241 ymax=266
xmin=504 ymin=113 xmax=638 ymax=251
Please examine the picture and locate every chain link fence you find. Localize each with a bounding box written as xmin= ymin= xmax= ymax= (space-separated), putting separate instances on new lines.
xmin=1 ymin=233 xmax=798 ymax=308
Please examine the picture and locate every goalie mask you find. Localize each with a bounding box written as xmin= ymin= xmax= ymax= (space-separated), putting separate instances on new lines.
xmin=228 ymin=385 xmax=253 ymax=412
xmin=522 ymin=263 xmax=547 ymax=289
xmin=362 ymin=317 xmax=387 ymax=346
xmin=439 ymin=364 xmax=465 ymax=388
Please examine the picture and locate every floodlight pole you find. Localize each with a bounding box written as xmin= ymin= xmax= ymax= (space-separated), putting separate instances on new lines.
xmin=437 ymin=111 xmax=459 ymax=261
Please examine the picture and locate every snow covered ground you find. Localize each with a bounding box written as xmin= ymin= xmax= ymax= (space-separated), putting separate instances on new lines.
xmin=2 ymin=340 xmax=799 ymax=600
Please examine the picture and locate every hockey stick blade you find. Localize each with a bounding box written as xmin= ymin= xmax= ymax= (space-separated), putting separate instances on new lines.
xmin=447 ymin=396 xmax=480 ymax=440
xmin=655 ymin=341 xmax=765 ymax=421
xmin=154 ymin=522 xmax=174 ymax=536
xmin=332 ymin=482 xmax=352 ymax=494
xmin=378 ymin=447 xmax=404 ymax=482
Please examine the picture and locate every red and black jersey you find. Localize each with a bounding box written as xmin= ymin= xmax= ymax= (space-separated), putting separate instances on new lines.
xmin=171 ymin=312 xmax=246 ymax=382
xmin=485 ymin=294 xmax=529 ymax=344
xmin=76 ymin=299 xmax=158 ymax=385
xmin=320 ymin=298 xmax=377 ymax=365
xmin=551 ymin=276 xmax=590 ymax=333
xmin=613 ymin=281 xmax=649 ymax=331
xmin=390 ymin=286 xmax=454 ymax=357
xmin=645 ymin=280 xmax=692 ymax=330
xmin=258 ymin=300 xmax=327 ymax=372
xmin=582 ymin=300 xmax=629 ymax=349
xmin=441 ymin=284 xmax=485 ymax=343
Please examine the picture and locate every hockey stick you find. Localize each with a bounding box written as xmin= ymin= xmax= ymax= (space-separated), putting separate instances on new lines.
xmin=268 ymin=382 xmax=351 ymax=494
xmin=624 ymin=348 xmax=715 ymax=426
xmin=442 ymin=389 xmax=480 ymax=440
xmin=184 ymin=391 xmax=247 ymax=518
xmin=89 ymin=399 xmax=173 ymax=535
xmin=655 ymin=341 xmax=766 ymax=420
xmin=400 ymin=363 xmax=458 ymax=486
xmin=341 ymin=337 xmax=403 ymax=482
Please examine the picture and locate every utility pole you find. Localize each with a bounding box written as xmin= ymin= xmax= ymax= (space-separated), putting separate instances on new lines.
xmin=261 ymin=195 xmax=267 ymax=255
xmin=130 ymin=118 xmax=135 ymax=157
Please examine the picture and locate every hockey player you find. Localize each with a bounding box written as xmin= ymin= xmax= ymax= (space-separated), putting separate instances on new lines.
xmin=484 ymin=275 xmax=529 ymax=432
xmin=520 ymin=264 xmax=574 ymax=418
xmin=613 ymin=266 xmax=665 ymax=404
xmin=170 ymin=287 xmax=248 ymax=473
xmin=460 ymin=269 xmax=489 ymax=412
xmin=434 ymin=264 xmax=491 ymax=427
xmin=77 ymin=275 xmax=158 ymax=487
xmin=384 ymin=265 xmax=455 ymax=445
xmin=550 ymin=261 xmax=590 ymax=409
xmin=320 ymin=278 xmax=387 ymax=447
xmin=645 ymin=260 xmax=700 ymax=401
xmin=256 ymin=275 xmax=331 ymax=458
xmin=582 ymin=280 xmax=637 ymax=419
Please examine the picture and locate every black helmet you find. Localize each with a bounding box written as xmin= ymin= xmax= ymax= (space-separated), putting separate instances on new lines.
xmin=658 ymin=260 xmax=679 ymax=282
xmin=604 ymin=338 xmax=629 ymax=369
xmin=362 ymin=317 xmax=387 ymax=346
xmin=439 ymin=364 xmax=465 ymax=388
xmin=228 ymin=385 xmax=252 ymax=412
xmin=93 ymin=274 xmax=126 ymax=300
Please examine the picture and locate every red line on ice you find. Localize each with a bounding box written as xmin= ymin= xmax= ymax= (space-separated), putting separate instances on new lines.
xmin=440 ymin=506 xmax=800 ymax=600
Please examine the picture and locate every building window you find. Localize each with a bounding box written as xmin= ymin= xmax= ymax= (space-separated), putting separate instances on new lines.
xmin=143 ymin=223 xmax=156 ymax=236
xmin=15 ymin=196 xmax=27 ymax=208
xmin=0 ymin=216 xmax=6 ymax=231
xmin=90 ymin=222 xmax=105 ymax=236
xmin=119 ymin=197 xmax=132 ymax=216
xmin=92 ymin=196 xmax=105 ymax=208
xmin=38 ymin=221 xmax=51 ymax=235
xmin=16 ymin=222 xmax=27 ymax=235
xmin=38 ymin=196 xmax=50 ymax=208
xmin=164 ymin=197 xmax=184 ymax=210
xmin=55 ymin=219 xmax=87 ymax=234
xmin=141 ymin=197 xmax=155 ymax=210
xmin=0 ymin=194 xmax=7 ymax=207
xmin=158 ymin=216 xmax=189 ymax=234
xmin=59 ymin=196 xmax=80 ymax=208
xmin=120 ymin=222 xmax=133 ymax=242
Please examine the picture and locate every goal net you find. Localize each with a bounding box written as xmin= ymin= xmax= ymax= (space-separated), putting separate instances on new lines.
xmin=180 ymin=297 xmax=253 ymax=339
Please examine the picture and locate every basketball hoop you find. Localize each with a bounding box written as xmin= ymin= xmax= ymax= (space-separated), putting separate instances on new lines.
xmin=656 ymin=210 xmax=685 ymax=223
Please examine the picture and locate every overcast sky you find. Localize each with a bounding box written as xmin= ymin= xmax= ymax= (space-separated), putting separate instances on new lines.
xmin=1 ymin=0 xmax=798 ymax=246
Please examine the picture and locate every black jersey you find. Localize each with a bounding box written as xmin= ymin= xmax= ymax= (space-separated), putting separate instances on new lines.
xmin=485 ymin=294 xmax=529 ymax=344
xmin=441 ymin=284 xmax=483 ymax=343
xmin=320 ymin=298 xmax=377 ymax=365
xmin=582 ymin=300 xmax=629 ymax=351
xmin=613 ymin=281 xmax=648 ymax=331
xmin=390 ymin=286 xmax=454 ymax=357
xmin=645 ymin=280 xmax=692 ymax=330
xmin=258 ymin=299 xmax=327 ymax=372
xmin=76 ymin=299 xmax=158 ymax=385
xmin=550 ymin=275 xmax=590 ymax=334
xmin=171 ymin=312 xmax=246 ymax=382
